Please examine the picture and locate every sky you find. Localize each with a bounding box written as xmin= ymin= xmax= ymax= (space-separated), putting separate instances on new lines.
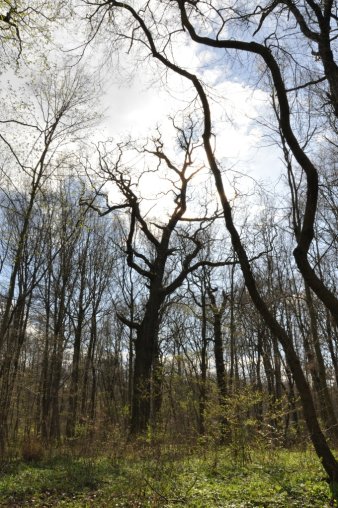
xmin=53 ymin=1 xmax=286 ymax=203
xmin=95 ymin=38 xmax=284 ymax=220
xmin=0 ymin=1 xmax=286 ymax=225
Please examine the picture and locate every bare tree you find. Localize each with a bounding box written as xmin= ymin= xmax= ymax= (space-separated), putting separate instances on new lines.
xmin=82 ymin=0 xmax=338 ymax=491
xmin=0 ymin=67 xmax=97 ymax=449
xmin=86 ymin=125 xmax=235 ymax=433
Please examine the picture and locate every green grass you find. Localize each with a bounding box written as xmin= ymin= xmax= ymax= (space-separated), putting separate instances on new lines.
xmin=0 ymin=447 xmax=335 ymax=507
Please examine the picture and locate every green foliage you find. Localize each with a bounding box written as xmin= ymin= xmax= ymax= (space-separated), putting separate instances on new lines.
xmin=200 ymin=386 xmax=296 ymax=470
xmin=0 ymin=0 xmax=69 ymax=66
xmin=0 ymin=447 xmax=335 ymax=507
xmin=0 ymin=456 xmax=105 ymax=506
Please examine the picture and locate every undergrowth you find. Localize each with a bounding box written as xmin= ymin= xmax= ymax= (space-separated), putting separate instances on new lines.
xmin=0 ymin=444 xmax=335 ymax=507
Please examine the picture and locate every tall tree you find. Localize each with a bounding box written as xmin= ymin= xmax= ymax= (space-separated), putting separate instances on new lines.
xmin=83 ymin=0 xmax=338 ymax=492
xmin=0 ymin=67 xmax=97 ymax=448
xmin=87 ymin=127 xmax=234 ymax=433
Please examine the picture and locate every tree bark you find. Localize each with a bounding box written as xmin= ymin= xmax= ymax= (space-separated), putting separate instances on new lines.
xmin=130 ymin=290 xmax=164 ymax=434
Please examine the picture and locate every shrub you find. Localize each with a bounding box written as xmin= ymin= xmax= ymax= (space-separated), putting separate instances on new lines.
xmin=21 ymin=438 xmax=45 ymax=462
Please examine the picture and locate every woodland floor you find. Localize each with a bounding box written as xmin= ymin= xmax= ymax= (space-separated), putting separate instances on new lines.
xmin=0 ymin=444 xmax=336 ymax=507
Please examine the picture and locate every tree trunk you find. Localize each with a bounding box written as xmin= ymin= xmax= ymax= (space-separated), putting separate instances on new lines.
xmin=198 ymin=292 xmax=208 ymax=436
xmin=304 ymin=285 xmax=338 ymax=441
xmin=130 ymin=291 xmax=164 ymax=434
xmin=66 ymin=301 xmax=85 ymax=438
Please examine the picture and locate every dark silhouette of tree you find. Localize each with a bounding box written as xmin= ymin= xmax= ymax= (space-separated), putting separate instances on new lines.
xmin=82 ymin=0 xmax=338 ymax=492
xmin=86 ymin=126 xmax=235 ymax=433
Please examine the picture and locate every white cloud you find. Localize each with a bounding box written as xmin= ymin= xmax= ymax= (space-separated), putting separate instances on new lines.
xmin=84 ymin=17 xmax=285 ymax=223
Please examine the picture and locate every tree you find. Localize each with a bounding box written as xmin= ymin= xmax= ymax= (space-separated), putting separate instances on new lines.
xmin=83 ymin=0 xmax=338 ymax=492
xmin=65 ymin=207 xmax=116 ymax=438
xmin=0 ymin=67 xmax=98 ymax=449
xmin=86 ymin=125 xmax=234 ymax=434
xmin=0 ymin=0 xmax=69 ymax=65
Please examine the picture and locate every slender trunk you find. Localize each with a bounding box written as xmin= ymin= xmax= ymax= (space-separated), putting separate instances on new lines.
xmin=89 ymin=364 xmax=97 ymax=422
xmin=151 ymin=345 xmax=163 ymax=429
xmin=81 ymin=313 xmax=97 ymax=417
xmin=40 ymin=277 xmax=52 ymax=441
xmin=66 ymin=313 xmax=83 ymax=438
xmin=128 ymin=277 xmax=134 ymax=416
xmin=213 ymin=310 xmax=227 ymax=400
xmin=198 ymin=292 xmax=208 ymax=435
xmin=66 ymin=289 xmax=86 ymax=438
xmin=229 ymin=266 xmax=237 ymax=392
xmin=213 ymin=308 xmax=230 ymax=440
xmin=49 ymin=333 xmax=64 ymax=442
xmin=271 ymin=333 xmax=283 ymax=400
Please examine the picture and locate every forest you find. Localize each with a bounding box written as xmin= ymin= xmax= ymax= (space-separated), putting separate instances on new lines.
xmin=0 ymin=0 xmax=337 ymax=506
